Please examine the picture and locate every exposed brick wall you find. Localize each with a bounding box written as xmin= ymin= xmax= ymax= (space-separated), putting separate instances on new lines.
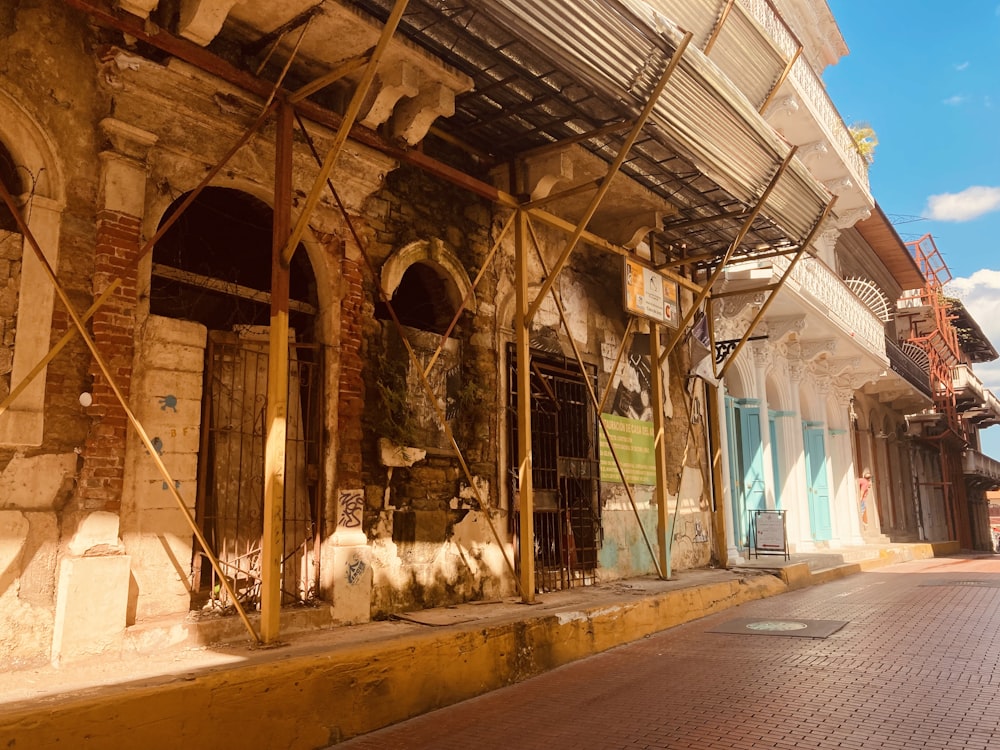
xmin=77 ymin=209 xmax=140 ymax=511
xmin=338 ymin=256 xmax=365 ymax=489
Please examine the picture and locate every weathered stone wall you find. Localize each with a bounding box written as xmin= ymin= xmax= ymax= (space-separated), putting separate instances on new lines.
xmin=0 ymin=231 xmax=21 ymax=400
xmin=0 ymin=0 xmax=107 ymax=669
xmin=359 ymin=161 xmax=505 ymax=615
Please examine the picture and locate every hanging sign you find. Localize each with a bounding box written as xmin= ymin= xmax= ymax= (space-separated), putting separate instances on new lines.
xmin=623 ymin=258 xmax=680 ymax=328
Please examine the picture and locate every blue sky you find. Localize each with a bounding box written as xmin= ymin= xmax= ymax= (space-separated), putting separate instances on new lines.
xmin=824 ymin=0 xmax=1000 ymax=458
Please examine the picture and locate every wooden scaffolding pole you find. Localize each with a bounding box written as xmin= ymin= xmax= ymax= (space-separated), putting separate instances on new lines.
xmin=281 ymin=0 xmax=409 ymax=267
xmin=514 ymin=208 xmax=535 ymax=601
xmin=649 ymin=323 xmax=671 ymax=577
xmin=262 ymin=98 xmax=294 ymax=643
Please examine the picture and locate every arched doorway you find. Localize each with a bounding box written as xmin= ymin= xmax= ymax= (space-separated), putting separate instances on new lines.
xmin=151 ymin=187 xmax=322 ymax=609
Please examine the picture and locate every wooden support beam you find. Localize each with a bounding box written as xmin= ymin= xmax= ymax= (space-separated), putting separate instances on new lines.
xmin=657 ymin=145 xmax=799 ymax=368
xmin=650 ymin=323 xmax=670 ymax=578
xmin=0 ymin=176 xmax=261 ymax=645
xmin=718 ymin=197 xmax=836 ymax=379
xmin=514 ymin=208 xmax=535 ymax=602
xmin=281 ymin=0 xmax=410 ymax=267
xmin=760 ymin=46 xmax=802 ymax=115
xmin=524 ymin=217 xmax=663 ymax=579
xmin=289 ymin=48 xmax=374 ymax=104
xmin=526 ymin=32 xmax=693 ymax=324
xmin=704 ymin=0 xmax=736 ymax=55
xmin=262 ymin=98 xmax=295 ymax=643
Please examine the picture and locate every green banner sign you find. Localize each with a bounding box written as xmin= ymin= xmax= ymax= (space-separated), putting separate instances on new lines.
xmin=599 ymin=413 xmax=656 ymax=485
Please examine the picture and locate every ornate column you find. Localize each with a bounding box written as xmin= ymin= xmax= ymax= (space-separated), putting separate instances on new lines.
xmin=752 ymin=341 xmax=776 ymax=510
xmin=786 ymin=356 xmax=810 ymax=549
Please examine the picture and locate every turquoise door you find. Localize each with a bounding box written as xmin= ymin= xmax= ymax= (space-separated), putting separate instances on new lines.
xmin=803 ymin=423 xmax=832 ymax=541
xmin=726 ymin=398 xmax=765 ymax=548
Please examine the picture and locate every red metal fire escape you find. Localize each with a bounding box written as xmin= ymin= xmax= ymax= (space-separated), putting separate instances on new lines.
xmin=899 ymin=234 xmax=970 ymax=546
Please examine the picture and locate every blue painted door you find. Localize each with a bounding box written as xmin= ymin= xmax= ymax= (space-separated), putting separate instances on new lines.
xmin=803 ymin=424 xmax=832 ymax=541
xmin=726 ymin=399 xmax=765 ymax=548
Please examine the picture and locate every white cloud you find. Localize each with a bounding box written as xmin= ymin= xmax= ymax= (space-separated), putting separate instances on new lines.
xmin=924 ymin=186 xmax=1000 ymax=221
xmin=947 ymin=269 xmax=1000 ymax=392
xmin=955 ymin=61 xmax=970 ymax=71
xmin=943 ymin=94 xmax=967 ymax=106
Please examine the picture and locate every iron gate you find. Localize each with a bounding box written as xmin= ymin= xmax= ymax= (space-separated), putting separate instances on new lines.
xmin=192 ymin=329 xmax=323 ymax=610
xmin=508 ymin=349 xmax=601 ymax=592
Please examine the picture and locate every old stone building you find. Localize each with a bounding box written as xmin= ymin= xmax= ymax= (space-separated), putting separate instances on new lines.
xmin=1 ymin=0 xmax=997 ymax=672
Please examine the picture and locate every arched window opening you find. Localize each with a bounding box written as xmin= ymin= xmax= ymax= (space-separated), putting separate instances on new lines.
xmin=151 ymin=186 xmax=316 ymax=336
xmin=375 ymin=261 xmax=457 ymax=335
xmin=149 ymin=186 xmax=322 ymax=610
xmin=0 ymin=142 xmax=23 ymax=232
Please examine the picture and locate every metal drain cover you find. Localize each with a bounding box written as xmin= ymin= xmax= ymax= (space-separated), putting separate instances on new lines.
xmin=707 ymin=618 xmax=848 ymax=638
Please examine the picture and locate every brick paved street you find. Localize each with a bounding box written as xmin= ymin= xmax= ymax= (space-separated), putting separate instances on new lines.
xmin=334 ymin=555 xmax=1000 ymax=749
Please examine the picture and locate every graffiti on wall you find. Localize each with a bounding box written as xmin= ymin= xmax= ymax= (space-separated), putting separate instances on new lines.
xmin=338 ymin=488 xmax=365 ymax=529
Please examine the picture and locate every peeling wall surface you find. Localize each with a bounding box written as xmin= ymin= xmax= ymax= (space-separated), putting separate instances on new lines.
xmin=0 ymin=0 xmax=913 ymax=671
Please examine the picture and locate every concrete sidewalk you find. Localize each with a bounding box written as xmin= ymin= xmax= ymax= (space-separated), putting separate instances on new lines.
xmin=0 ymin=540 xmax=959 ymax=750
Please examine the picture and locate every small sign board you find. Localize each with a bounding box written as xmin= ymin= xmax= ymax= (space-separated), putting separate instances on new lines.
xmin=623 ymin=258 xmax=679 ymax=328
xmin=751 ymin=509 xmax=789 ymax=560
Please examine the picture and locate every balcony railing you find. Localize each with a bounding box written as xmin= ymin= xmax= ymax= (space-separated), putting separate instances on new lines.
xmin=963 ymin=449 xmax=1000 ymax=487
xmin=886 ymin=338 xmax=933 ymax=399
xmin=953 ymin=364 xmax=986 ymax=405
xmin=772 ymin=255 xmax=886 ymax=359
xmin=739 ymin=0 xmax=871 ymax=196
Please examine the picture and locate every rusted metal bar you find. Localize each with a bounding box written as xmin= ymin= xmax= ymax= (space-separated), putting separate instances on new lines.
xmin=718 ymin=197 xmax=836 ymax=379
xmin=0 ymin=278 xmax=119 ymax=416
xmin=525 ymin=217 xmax=664 ymax=579
xmin=515 ymin=209 xmax=536 ymax=600
xmin=526 ymin=31 xmax=693 ymax=324
xmin=292 ymin=114 xmax=525 ymax=600
xmin=657 ymin=145 xmax=800 ymax=368
xmin=289 ymin=48 xmax=374 ymax=104
xmin=281 ymin=0 xmax=410 ymax=267
xmin=760 ymin=46 xmax=802 ymax=115
xmin=261 ymin=98 xmax=295 ymax=644
xmin=704 ymin=0 xmax=736 ymax=55
xmin=660 ymin=209 xmax=748 ymax=233
xmin=0 ymin=178 xmax=261 ymax=645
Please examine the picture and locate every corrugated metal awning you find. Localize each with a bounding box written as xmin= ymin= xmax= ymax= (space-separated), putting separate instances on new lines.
xmin=350 ymin=0 xmax=833 ymax=265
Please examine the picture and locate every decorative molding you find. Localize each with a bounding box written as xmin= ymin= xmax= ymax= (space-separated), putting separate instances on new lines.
xmin=360 ymin=62 xmax=420 ymax=129
xmin=392 ymin=82 xmax=456 ymax=146
xmin=798 ymin=141 xmax=829 ymax=165
xmin=826 ymin=356 xmax=861 ymax=376
xmin=764 ymin=94 xmax=799 ymax=119
xmin=720 ymin=292 xmax=766 ymax=318
xmin=801 ymin=338 xmax=837 ymax=361
xmin=763 ymin=315 xmax=805 ymax=344
xmin=834 ymin=207 xmax=873 ymax=229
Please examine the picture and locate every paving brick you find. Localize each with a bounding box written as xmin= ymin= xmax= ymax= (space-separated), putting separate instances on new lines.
xmin=335 ymin=555 xmax=1000 ymax=749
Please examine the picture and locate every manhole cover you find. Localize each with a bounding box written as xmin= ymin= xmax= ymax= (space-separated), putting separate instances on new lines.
xmin=707 ymin=618 xmax=847 ymax=638
xmin=745 ymin=620 xmax=809 ymax=631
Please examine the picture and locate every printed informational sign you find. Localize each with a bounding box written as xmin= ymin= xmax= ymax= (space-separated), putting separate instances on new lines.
xmin=599 ymin=413 xmax=656 ymax=485
xmin=751 ymin=509 xmax=789 ymax=560
xmin=623 ymin=258 xmax=680 ymax=328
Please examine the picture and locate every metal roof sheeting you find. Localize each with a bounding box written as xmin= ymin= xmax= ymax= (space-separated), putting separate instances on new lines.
xmin=471 ymin=0 xmax=830 ymax=241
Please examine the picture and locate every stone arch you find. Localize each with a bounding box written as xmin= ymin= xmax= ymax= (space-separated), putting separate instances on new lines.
xmin=142 ymin=176 xmax=335 ymax=348
xmin=0 ymin=89 xmax=67 ymax=445
xmin=0 ymin=89 xmax=66 ymax=204
xmin=380 ymin=238 xmax=476 ymax=333
xmin=723 ymin=354 xmax=753 ymax=399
